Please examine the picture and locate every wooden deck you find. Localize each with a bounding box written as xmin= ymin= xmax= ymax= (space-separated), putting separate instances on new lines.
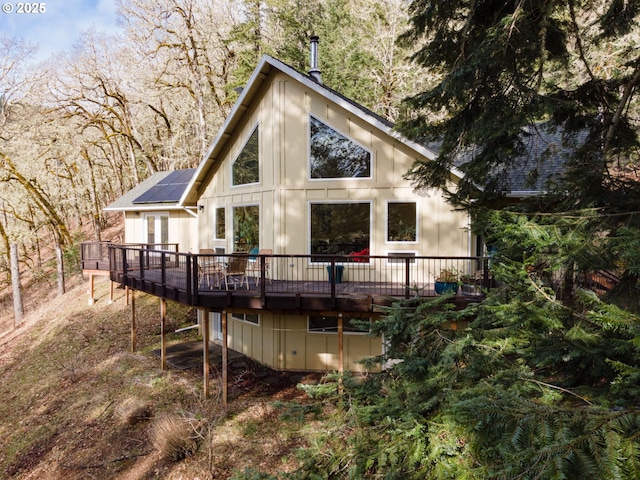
xmin=117 ymin=269 xmax=453 ymax=313
xmin=82 ymin=242 xmax=490 ymax=315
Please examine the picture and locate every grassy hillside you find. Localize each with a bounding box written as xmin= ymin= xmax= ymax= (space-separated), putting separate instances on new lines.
xmin=0 ymin=276 xmax=327 ymax=479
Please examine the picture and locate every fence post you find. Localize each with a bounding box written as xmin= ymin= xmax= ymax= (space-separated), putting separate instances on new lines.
xmin=161 ymin=251 xmax=167 ymax=298
xmin=405 ymin=257 xmax=411 ymax=298
xmin=122 ymin=247 xmax=128 ymax=284
xmin=483 ymin=257 xmax=490 ymax=289
xmin=138 ymin=248 xmax=145 ymax=282
xmin=260 ymin=255 xmax=267 ymax=306
xmin=330 ymin=258 xmax=337 ymax=308
xmin=186 ymin=253 xmax=193 ymax=304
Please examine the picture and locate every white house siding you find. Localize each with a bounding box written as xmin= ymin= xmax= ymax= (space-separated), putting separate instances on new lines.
xmin=195 ymin=67 xmax=470 ymax=372
xmin=221 ymin=313 xmax=382 ymax=372
xmin=196 ymin=71 xmax=470 ymax=258
xmin=123 ymin=210 xmax=198 ymax=253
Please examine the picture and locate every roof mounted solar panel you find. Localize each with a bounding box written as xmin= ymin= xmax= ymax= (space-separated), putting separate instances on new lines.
xmin=132 ymin=169 xmax=195 ymax=204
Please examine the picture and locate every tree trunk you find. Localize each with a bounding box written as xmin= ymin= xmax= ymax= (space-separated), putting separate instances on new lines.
xmin=0 ymin=216 xmax=10 ymax=272
xmin=10 ymin=243 xmax=24 ymax=326
xmin=56 ymin=243 xmax=65 ymax=296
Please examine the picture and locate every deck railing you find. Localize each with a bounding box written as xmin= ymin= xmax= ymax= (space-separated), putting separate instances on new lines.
xmin=81 ymin=242 xmax=627 ymax=314
xmin=81 ymin=242 xmax=179 ymax=271
xmin=106 ymin=244 xmax=492 ymax=307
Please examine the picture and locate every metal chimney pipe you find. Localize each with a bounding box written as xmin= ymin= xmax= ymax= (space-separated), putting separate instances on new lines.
xmin=309 ymin=35 xmax=322 ymax=84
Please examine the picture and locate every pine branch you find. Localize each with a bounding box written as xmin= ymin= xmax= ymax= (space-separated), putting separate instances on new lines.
xmin=522 ymin=377 xmax=593 ymax=405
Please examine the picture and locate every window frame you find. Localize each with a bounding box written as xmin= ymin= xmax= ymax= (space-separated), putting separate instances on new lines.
xmin=308 ymin=114 xmax=373 ymax=181
xmin=386 ymin=200 xmax=418 ymax=244
xmin=308 ymin=315 xmax=371 ymax=335
xmin=231 ymin=123 xmax=260 ymax=187
xmin=144 ymin=211 xmax=170 ymax=247
xmin=232 ymin=203 xmax=260 ymax=253
xmin=232 ymin=312 xmax=260 ymax=326
xmin=214 ymin=206 xmax=226 ymax=240
xmin=308 ymin=201 xmax=372 ymax=264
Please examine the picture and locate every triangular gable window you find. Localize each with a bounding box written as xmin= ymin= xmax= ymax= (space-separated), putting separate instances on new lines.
xmin=309 ymin=115 xmax=371 ymax=179
xmin=232 ymin=126 xmax=259 ymax=186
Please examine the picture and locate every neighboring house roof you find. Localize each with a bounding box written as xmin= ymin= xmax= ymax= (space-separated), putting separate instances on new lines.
xmin=441 ymin=125 xmax=586 ymax=198
xmin=178 ymin=55 xmax=454 ymax=206
xmin=104 ymin=169 xmax=196 ymax=212
xmin=499 ymin=126 xmax=587 ymax=197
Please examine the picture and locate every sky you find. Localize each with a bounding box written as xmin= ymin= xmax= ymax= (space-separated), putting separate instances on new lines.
xmin=0 ymin=0 xmax=120 ymax=62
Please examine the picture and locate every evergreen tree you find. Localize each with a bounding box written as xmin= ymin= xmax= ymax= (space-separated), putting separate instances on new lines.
xmin=288 ymin=2 xmax=640 ymax=478
xmin=397 ymin=0 xmax=640 ymax=207
xmin=227 ymin=0 xmax=419 ymax=118
xmin=394 ymin=1 xmax=640 ymax=306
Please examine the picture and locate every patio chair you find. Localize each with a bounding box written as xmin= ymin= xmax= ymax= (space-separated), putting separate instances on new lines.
xmin=224 ymin=255 xmax=249 ymax=290
xmin=246 ymin=248 xmax=272 ymax=286
xmin=199 ymin=248 xmax=225 ymax=288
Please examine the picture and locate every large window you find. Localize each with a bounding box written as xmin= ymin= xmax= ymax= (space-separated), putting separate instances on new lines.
xmin=232 ymin=126 xmax=259 ymax=186
xmin=387 ymin=202 xmax=417 ymax=242
xmin=215 ymin=207 xmax=225 ymax=239
xmin=232 ymin=205 xmax=259 ymax=252
xmin=308 ymin=315 xmax=370 ymax=334
xmin=309 ymin=115 xmax=371 ymax=179
xmin=310 ymin=202 xmax=370 ymax=257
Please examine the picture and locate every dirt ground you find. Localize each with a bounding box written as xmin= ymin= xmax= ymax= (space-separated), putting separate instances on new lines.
xmin=0 ymin=216 xmax=334 ymax=479
xmin=0 ymin=272 xmax=327 ymax=480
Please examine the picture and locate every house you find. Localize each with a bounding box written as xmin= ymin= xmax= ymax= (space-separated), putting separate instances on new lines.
xmin=104 ymin=168 xmax=198 ymax=252
xmin=166 ymin=40 xmax=473 ymax=373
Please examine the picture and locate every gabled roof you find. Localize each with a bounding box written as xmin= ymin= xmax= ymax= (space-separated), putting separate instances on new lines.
xmin=178 ymin=55 xmax=452 ymax=206
xmin=104 ymin=168 xmax=196 ymax=211
xmin=500 ymin=127 xmax=573 ymax=197
xmin=437 ymin=124 xmax=586 ymax=198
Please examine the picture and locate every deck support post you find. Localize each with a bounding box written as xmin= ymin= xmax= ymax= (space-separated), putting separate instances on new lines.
xmin=130 ymin=289 xmax=136 ymax=352
xmin=338 ymin=313 xmax=344 ymax=395
xmin=222 ymin=310 xmax=228 ymax=407
xmin=109 ymin=280 xmax=114 ymax=304
xmin=202 ymin=308 xmax=210 ymax=397
xmin=88 ymin=273 xmax=95 ymax=305
xmin=160 ymin=298 xmax=167 ymax=371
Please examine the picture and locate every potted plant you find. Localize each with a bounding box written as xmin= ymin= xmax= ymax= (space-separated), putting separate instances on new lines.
xmin=435 ymin=267 xmax=459 ymax=295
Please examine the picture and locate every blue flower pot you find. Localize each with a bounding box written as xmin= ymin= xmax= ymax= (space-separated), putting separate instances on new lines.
xmin=435 ymin=281 xmax=458 ymax=295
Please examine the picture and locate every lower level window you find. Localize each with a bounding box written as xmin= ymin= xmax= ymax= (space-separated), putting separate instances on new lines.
xmin=308 ymin=315 xmax=369 ymax=334
xmin=232 ymin=313 xmax=259 ymax=325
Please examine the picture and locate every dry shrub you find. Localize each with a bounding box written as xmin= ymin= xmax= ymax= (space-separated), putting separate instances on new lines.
xmin=116 ymin=397 xmax=152 ymax=425
xmin=151 ymin=414 xmax=200 ymax=461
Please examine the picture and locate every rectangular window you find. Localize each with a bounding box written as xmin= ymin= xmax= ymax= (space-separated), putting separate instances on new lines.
xmin=308 ymin=315 xmax=370 ymax=334
xmin=232 ymin=205 xmax=260 ymax=252
xmin=310 ymin=202 xmax=370 ymax=259
xmin=387 ymin=202 xmax=417 ymax=242
xmin=215 ymin=207 xmax=225 ymax=239
xmin=309 ymin=115 xmax=371 ymax=179
xmin=232 ymin=313 xmax=259 ymax=325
